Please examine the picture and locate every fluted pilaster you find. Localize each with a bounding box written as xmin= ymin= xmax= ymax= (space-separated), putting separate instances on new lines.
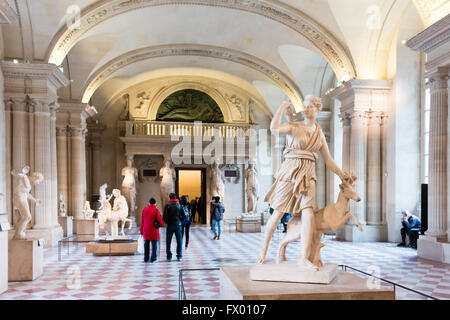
xmin=70 ymin=127 xmax=87 ymax=219
xmin=426 ymin=73 xmax=448 ymax=238
xmin=56 ymin=126 xmax=69 ymax=215
xmin=366 ymin=110 xmax=384 ymax=225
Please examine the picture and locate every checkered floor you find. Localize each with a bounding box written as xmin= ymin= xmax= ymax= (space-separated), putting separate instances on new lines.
xmin=1 ymin=224 xmax=449 ymax=300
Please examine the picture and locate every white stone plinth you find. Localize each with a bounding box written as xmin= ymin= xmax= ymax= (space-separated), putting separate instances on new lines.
xmin=58 ymin=216 xmax=73 ymax=237
xmin=74 ymin=218 xmax=98 ymax=236
xmin=418 ymin=235 xmax=450 ymax=263
xmin=250 ymin=262 xmax=339 ymax=284
xmin=8 ymin=239 xmax=44 ymax=281
xmin=25 ymin=225 xmax=63 ymax=248
xmin=236 ymin=216 xmax=261 ymax=233
xmin=0 ymin=227 xmax=8 ymax=293
xmin=337 ymin=224 xmax=387 ymax=242
xmin=220 ymin=266 xmax=394 ymax=300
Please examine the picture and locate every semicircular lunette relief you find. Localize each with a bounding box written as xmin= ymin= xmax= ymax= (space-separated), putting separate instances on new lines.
xmin=155 ymin=89 xmax=225 ymax=123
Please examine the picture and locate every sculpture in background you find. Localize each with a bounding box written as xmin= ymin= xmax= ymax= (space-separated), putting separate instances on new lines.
xmin=121 ymin=156 xmax=138 ymax=218
xmin=211 ymin=160 xmax=225 ymax=204
xmin=277 ymin=174 xmax=363 ymax=266
xmin=160 ymin=158 xmax=175 ymax=206
xmin=97 ymin=183 xmax=112 ymax=236
xmin=82 ymin=201 xmax=95 ymax=219
xmin=59 ymin=193 xmax=66 ymax=217
xmin=245 ymin=163 xmax=259 ymax=215
xmin=111 ymin=189 xmax=132 ymax=236
xmin=11 ymin=166 xmax=43 ymax=240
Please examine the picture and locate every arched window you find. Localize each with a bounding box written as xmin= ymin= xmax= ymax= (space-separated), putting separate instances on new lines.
xmin=156 ymin=89 xmax=224 ymax=123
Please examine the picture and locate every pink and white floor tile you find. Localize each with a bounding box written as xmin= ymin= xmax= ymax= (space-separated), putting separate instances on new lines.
xmin=1 ymin=225 xmax=449 ymax=300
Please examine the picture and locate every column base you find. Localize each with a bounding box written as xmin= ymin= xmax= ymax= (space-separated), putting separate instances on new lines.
xmin=417 ymin=235 xmax=450 ymax=263
xmin=0 ymin=227 xmax=8 ymax=294
xmin=58 ymin=216 xmax=73 ymax=237
xmin=236 ymin=215 xmax=261 ymax=233
xmin=8 ymin=239 xmax=44 ymax=281
xmin=336 ymin=224 xmax=387 ymax=242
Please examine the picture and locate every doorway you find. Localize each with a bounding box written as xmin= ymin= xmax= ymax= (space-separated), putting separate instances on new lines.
xmin=175 ymin=168 xmax=207 ymax=224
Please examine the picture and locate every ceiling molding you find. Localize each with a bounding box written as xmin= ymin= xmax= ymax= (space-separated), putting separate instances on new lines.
xmin=0 ymin=0 xmax=18 ymax=24
xmin=406 ymin=13 xmax=450 ymax=52
xmin=45 ymin=0 xmax=356 ymax=81
xmin=81 ymin=43 xmax=303 ymax=109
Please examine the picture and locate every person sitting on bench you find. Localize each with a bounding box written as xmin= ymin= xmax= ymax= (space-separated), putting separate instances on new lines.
xmin=397 ymin=210 xmax=421 ymax=249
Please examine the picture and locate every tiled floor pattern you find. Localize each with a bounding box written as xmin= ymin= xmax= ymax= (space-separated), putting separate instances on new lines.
xmin=1 ymin=224 xmax=449 ymax=300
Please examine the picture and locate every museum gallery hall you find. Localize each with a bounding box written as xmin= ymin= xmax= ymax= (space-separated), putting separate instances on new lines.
xmin=0 ymin=0 xmax=449 ymax=301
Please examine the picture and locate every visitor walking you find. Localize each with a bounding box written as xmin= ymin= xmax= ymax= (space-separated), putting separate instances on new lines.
xmin=163 ymin=193 xmax=183 ymax=261
xmin=190 ymin=197 xmax=198 ymax=223
xmin=180 ymin=195 xmax=191 ymax=249
xmin=397 ymin=210 xmax=421 ymax=249
xmin=140 ymin=198 xmax=164 ymax=263
xmin=210 ymin=196 xmax=225 ymax=240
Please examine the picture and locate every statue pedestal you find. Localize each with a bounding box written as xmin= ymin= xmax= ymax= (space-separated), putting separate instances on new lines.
xmin=85 ymin=240 xmax=138 ymax=256
xmin=8 ymin=239 xmax=44 ymax=281
xmin=58 ymin=216 xmax=73 ymax=237
xmin=0 ymin=216 xmax=9 ymax=293
xmin=74 ymin=218 xmax=98 ymax=236
xmin=220 ymin=265 xmax=394 ymax=300
xmin=236 ymin=215 xmax=261 ymax=233
xmin=250 ymin=262 xmax=339 ymax=284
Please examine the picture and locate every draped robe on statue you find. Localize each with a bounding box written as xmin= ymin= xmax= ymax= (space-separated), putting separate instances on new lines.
xmin=264 ymin=123 xmax=323 ymax=215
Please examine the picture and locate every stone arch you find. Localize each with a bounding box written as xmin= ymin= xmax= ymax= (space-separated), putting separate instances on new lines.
xmin=148 ymin=81 xmax=233 ymax=123
xmin=46 ymin=0 xmax=356 ymax=81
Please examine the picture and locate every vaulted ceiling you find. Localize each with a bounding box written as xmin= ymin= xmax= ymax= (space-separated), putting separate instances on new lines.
xmin=2 ymin=0 xmax=448 ymax=115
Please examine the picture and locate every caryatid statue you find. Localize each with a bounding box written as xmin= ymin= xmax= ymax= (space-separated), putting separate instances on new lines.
xmin=246 ymin=163 xmax=259 ymax=214
xmin=121 ymin=155 xmax=138 ymax=218
xmin=211 ymin=160 xmax=225 ymax=203
xmin=11 ymin=166 xmax=44 ymax=240
xmin=160 ymin=158 xmax=175 ymax=207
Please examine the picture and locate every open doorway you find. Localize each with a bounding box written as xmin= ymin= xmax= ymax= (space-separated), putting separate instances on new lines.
xmin=175 ymin=168 xmax=206 ymax=224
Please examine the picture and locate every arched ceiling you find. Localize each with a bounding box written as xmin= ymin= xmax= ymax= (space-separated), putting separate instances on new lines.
xmin=3 ymin=0 xmax=448 ymax=117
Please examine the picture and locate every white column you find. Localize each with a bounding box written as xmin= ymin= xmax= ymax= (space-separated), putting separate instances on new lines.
xmin=56 ymin=126 xmax=69 ymax=214
xmin=70 ymin=127 xmax=86 ymax=219
xmin=426 ymin=72 xmax=448 ymax=238
xmin=366 ymin=111 xmax=383 ymax=225
xmin=32 ymin=100 xmax=53 ymax=229
xmin=50 ymin=107 xmax=58 ymax=226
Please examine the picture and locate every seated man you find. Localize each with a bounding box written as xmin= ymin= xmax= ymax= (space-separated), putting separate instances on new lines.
xmin=397 ymin=210 xmax=421 ymax=249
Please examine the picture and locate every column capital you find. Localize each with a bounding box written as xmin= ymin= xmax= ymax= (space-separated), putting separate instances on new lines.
xmin=327 ymin=79 xmax=392 ymax=114
xmin=427 ymin=67 xmax=450 ymax=90
xmin=1 ymin=61 xmax=69 ymax=103
xmin=56 ymin=126 xmax=68 ymax=137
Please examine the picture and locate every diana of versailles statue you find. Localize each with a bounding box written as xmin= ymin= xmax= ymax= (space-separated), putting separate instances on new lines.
xmin=257 ymin=96 xmax=346 ymax=270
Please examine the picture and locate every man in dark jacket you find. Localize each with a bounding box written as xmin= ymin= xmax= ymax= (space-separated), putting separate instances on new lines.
xmin=163 ymin=193 xmax=183 ymax=261
xmin=398 ymin=210 xmax=421 ymax=249
xmin=210 ymin=196 xmax=225 ymax=240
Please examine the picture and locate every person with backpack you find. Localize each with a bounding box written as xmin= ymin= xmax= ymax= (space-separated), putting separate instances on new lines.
xmin=163 ymin=193 xmax=183 ymax=261
xmin=210 ymin=196 xmax=225 ymax=240
xmin=140 ymin=198 xmax=164 ymax=263
xmin=180 ymin=195 xmax=191 ymax=250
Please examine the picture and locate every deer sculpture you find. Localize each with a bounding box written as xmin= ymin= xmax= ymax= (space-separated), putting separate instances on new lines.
xmin=276 ymin=174 xmax=363 ymax=267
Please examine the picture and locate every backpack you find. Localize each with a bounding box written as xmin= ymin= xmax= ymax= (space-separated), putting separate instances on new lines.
xmin=214 ymin=203 xmax=224 ymax=220
xmin=181 ymin=205 xmax=190 ymax=224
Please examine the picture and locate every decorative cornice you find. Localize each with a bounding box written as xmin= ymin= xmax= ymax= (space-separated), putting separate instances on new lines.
xmin=81 ymin=44 xmax=303 ymax=109
xmin=0 ymin=0 xmax=18 ymax=24
xmin=327 ymin=79 xmax=392 ymax=101
xmin=406 ymin=13 xmax=450 ymax=53
xmin=1 ymin=61 xmax=70 ymax=93
xmin=46 ymin=0 xmax=355 ymax=81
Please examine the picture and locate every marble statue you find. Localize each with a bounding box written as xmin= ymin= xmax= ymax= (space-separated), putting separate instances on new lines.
xmin=257 ymin=97 xmax=346 ymax=270
xmin=111 ymin=189 xmax=132 ymax=236
xmin=97 ymin=183 xmax=112 ymax=236
xmin=59 ymin=193 xmax=66 ymax=217
xmin=211 ymin=160 xmax=225 ymax=203
xmin=82 ymin=200 xmax=95 ymax=219
xmin=121 ymin=156 xmax=138 ymax=218
xmin=277 ymin=174 xmax=363 ymax=266
xmin=10 ymin=166 xmax=43 ymax=240
xmin=245 ymin=163 xmax=259 ymax=215
xmin=160 ymin=158 xmax=175 ymax=206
